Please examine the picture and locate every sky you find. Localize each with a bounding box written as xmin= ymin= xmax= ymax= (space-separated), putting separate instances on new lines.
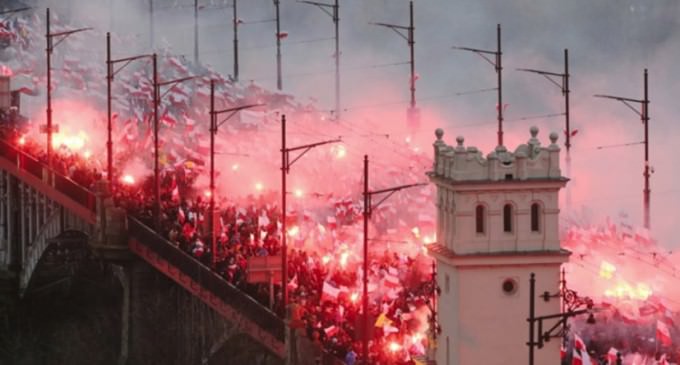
xmin=26 ymin=0 xmax=680 ymax=248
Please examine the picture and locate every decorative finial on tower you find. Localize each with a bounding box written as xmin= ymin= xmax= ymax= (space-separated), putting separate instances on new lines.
xmin=435 ymin=128 xmax=444 ymax=141
xmin=456 ymin=136 xmax=464 ymax=147
xmin=549 ymin=132 xmax=558 ymax=145
xmin=530 ymin=126 xmax=539 ymax=138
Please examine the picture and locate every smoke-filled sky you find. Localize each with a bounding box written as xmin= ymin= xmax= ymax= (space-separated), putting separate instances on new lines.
xmin=22 ymin=0 xmax=680 ymax=247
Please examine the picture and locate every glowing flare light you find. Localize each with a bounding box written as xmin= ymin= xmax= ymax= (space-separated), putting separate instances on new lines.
xmin=599 ymin=261 xmax=617 ymax=279
xmin=121 ymin=174 xmax=135 ymax=185
xmin=604 ymin=281 xmax=652 ymax=301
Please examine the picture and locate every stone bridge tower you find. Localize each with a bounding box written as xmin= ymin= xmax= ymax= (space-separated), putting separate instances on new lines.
xmin=428 ymin=127 xmax=570 ymax=365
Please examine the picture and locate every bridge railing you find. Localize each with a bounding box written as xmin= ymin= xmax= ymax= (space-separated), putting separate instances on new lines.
xmin=0 ymin=139 xmax=96 ymax=214
xmin=127 ymin=217 xmax=285 ymax=340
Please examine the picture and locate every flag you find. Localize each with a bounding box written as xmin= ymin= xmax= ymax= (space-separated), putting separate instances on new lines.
xmin=574 ymin=334 xmax=586 ymax=351
xmin=324 ymin=325 xmax=339 ymax=338
xmin=606 ymin=348 xmax=618 ymax=364
xmin=659 ymin=354 xmax=669 ymax=365
xmin=287 ymin=274 xmax=298 ymax=291
xmin=322 ymin=281 xmax=340 ymax=301
xmin=657 ymin=320 xmax=672 ymax=346
xmin=384 ymin=273 xmax=400 ymax=288
xmin=560 ymin=344 xmax=566 ymax=360
xmin=374 ymin=313 xmax=392 ymax=328
xmin=638 ymin=303 xmax=658 ymax=317
xmin=571 ymin=349 xmax=582 ymax=365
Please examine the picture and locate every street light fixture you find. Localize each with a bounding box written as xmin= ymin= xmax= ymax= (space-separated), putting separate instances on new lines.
xmin=371 ymin=1 xmax=417 ymax=128
xmin=362 ymin=154 xmax=426 ymax=364
xmin=594 ymin=69 xmax=651 ymax=229
xmin=280 ymin=114 xmax=340 ymax=308
xmin=452 ymin=24 xmax=503 ymax=146
xmin=517 ymin=49 xmax=571 ymax=208
xmin=298 ymin=0 xmax=340 ymax=120
xmin=274 ymin=0 xmax=283 ymax=90
xmin=106 ymin=32 xmax=153 ymax=185
xmin=527 ymin=272 xmax=595 ymax=365
xmin=209 ymin=79 xmax=261 ymax=266
xmin=44 ymin=8 xmax=92 ymax=165
xmin=152 ymin=57 xmax=201 ymax=230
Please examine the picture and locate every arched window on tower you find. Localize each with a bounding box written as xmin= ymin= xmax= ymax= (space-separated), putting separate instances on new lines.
xmin=475 ymin=205 xmax=485 ymax=234
xmin=531 ymin=203 xmax=541 ymax=232
xmin=503 ymin=204 xmax=513 ymax=233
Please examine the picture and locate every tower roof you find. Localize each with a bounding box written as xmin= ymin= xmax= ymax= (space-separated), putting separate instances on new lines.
xmin=430 ymin=126 xmax=564 ymax=183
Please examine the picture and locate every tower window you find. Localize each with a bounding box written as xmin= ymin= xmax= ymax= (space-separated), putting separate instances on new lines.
xmin=503 ymin=204 xmax=513 ymax=232
xmin=531 ymin=203 xmax=541 ymax=232
xmin=475 ymin=205 xmax=485 ymax=234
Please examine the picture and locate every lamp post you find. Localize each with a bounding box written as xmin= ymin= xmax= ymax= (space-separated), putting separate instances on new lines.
xmin=152 ymin=61 xmax=200 ymax=231
xmin=518 ymin=49 xmax=571 ymax=208
xmin=208 ymin=79 xmax=260 ymax=266
xmin=274 ymin=0 xmax=283 ymax=90
xmin=453 ymin=24 xmax=503 ymax=146
xmin=526 ymin=272 xmax=595 ymax=365
xmin=149 ymin=0 xmax=154 ymax=49
xmin=45 ymin=8 xmax=91 ymax=165
xmin=362 ymin=154 xmax=425 ymax=364
xmin=280 ymin=115 xmax=340 ymax=307
xmin=298 ymin=0 xmax=340 ymax=120
xmin=594 ymin=69 xmax=651 ymax=229
xmin=371 ymin=1 xmax=417 ymax=127
xmin=106 ymin=32 xmax=153 ymax=184
xmin=233 ymin=0 xmax=239 ymax=81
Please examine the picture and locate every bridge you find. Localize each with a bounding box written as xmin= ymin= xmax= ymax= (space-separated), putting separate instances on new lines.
xmin=0 ymin=137 xmax=301 ymax=364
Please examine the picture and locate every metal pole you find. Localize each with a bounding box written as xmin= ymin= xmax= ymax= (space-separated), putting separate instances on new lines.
xmin=281 ymin=114 xmax=287 ymax=307
xmin=233 ymin=0 xmax=239 ymax=81
xmin=409 ymin=1 xmax=415 ymax=109
xmin=564 ymin=49 xmax=571 ymax=210
xmin=106 ymin=32 xmax=113 ymax=184
xmin=275 ymin=0 xmax=282 ymax=90
xmin=564 ymin=49 xmax=571 ymax=153
xmin=334 ymin=0 xmax=340 ymax=120
xmin=152 ymin=53 xmax=160 ymax=231
xmin=362 ymin=154 xmax=369 ymax=365
xmin=529 ymin=272 xmax=535 ymax=365
xmin=431 ymin=260 xmax=437 ymax=341
xmin=194 ymin=0 xmax=199 ymax=65
xmin=643 ymin=69 xmax=650 ymax=229
xmin=46 ymin=8 xmax=52 ymax=165
xmin=149 ymin=0 xmax=154 ymax=49
xmin=496 ymin=24 xmax=503 ymax=146
xmin=210 ymin=80 xmax=216 ymax=267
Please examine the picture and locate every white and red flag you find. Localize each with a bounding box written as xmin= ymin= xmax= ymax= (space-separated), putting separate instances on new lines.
xmin=322 ymin=281 xmax=340 ymax=301
xmin=657 ymin=319 xmax=672 ymax=346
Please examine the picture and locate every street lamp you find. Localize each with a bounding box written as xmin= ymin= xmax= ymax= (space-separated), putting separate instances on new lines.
xmin=526 ymin=272 xmax=595 ymax=365
xmin=298 ymin=0 xmax=340 ymax=120
xmin=106 ymin=32 xmax=153 ymax=184
xmin=518 ymin=49 xmax=571 ymax=208
xmin=152 ymin=57 xmax=201 ymax=230
xmin=280 ymin=114 xmax=340 ymax=307
xmin=362 ymin=153 xmax=425 ymax=364
xmin=274 ymin=0 xmax=283 ymax=90
xmin=594 ymin=69 xmax=651 ymax=229
xmin=208 ymin=79 xmax=261 ymax=266
xmin=453 ymin=24 xmax=503 ymax=146
xmin=44 ymin=8 xmax=91 ymax=165
xmin=371 ymin=1 xmax=417 ymax=128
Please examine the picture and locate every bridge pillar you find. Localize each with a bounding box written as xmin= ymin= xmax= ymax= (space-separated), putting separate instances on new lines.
xmin=19 ymin=182 xmax=27 ymax=267
xmin=115 ymin=260 xmax=157 ymax=365
xmin=0 ymin=170 xmax=6 ymax=267
xmin=5 ymin=173 xmax=17 ymax=269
